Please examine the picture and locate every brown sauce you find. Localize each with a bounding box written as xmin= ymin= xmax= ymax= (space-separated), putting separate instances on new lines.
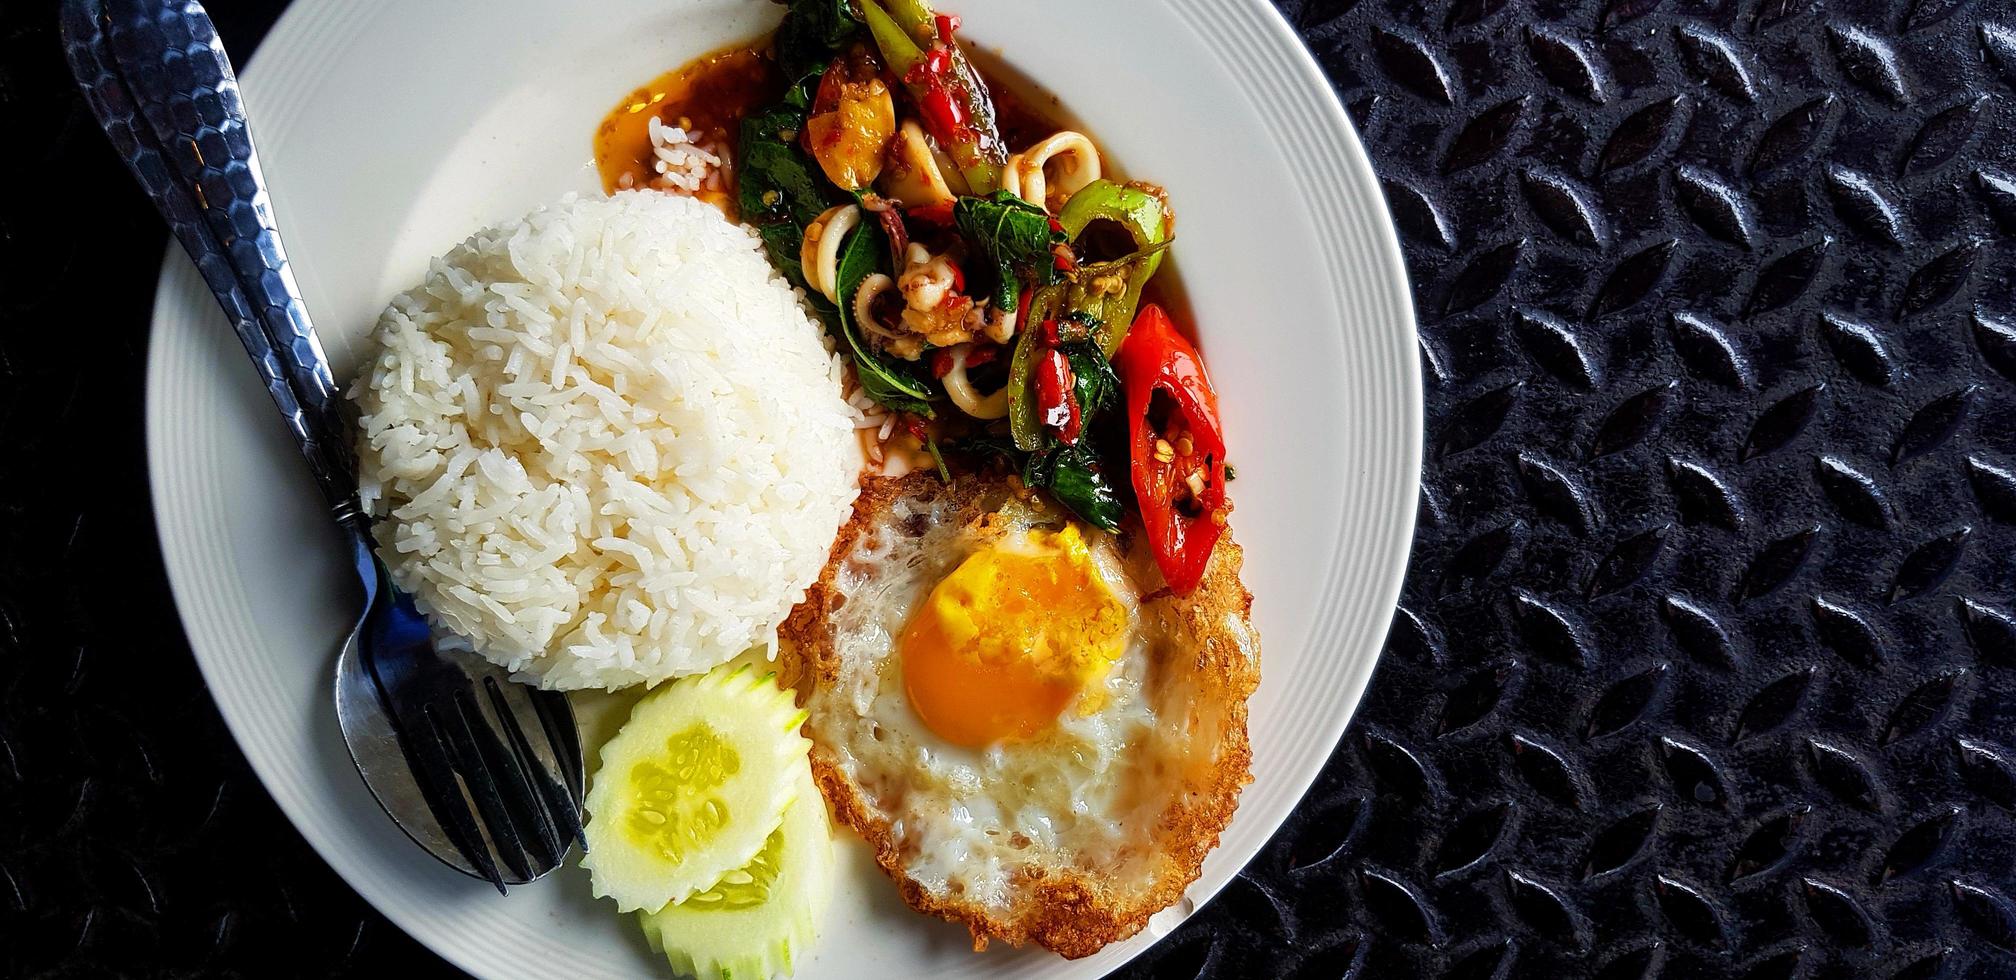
xmin=593 ymin=45 xmax=784 ymax=206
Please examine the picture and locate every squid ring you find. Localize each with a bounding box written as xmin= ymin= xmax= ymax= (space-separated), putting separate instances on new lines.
xmin=1002 ymin=131 xmax=1101 ymax=211
xmin=801 ymin=203 xmax=862 ymax=303
xmin=851 ymin=273 xmax=900 ymax=339
xmin=942 ymin=344 xmax=1011 ymax=419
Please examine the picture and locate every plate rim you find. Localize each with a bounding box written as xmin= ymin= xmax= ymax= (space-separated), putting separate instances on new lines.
xmin=144 ymin=0 xmax=1422 ymax=975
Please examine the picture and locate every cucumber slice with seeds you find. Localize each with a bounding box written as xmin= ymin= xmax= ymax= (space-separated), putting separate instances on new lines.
xmin=582 ymin=665 xmax=810 ymax=913
xmin=638 ymin=767 xmax=835 ymax=980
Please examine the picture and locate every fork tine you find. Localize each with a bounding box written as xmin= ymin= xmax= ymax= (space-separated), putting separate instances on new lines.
xmin=481 ymin=677 xmax=569 ymax=869
xmin=460 ymin=684 xmax=561 ymax=873
xmin=527 ymin=688 xmax=589 ymax=849
xmin=436 ymin=699 xmax=535 ymax=883
xmin=529 ymin=687 xmax=585 ymax=803
xmin=407 ymin=706 xmax=506 ymax=894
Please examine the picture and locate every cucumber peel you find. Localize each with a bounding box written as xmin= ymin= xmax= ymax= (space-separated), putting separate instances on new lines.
xmin=581 ymin=665 xmax=810 ymax=914
xmin=637 ymin=767 xmax=835 ymax=980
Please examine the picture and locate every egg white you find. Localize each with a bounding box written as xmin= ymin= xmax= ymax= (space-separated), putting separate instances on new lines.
xmin=786 ymin=474 xmax=1260 ymax=955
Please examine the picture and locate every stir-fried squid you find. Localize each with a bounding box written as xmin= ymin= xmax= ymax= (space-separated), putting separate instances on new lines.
xmin=708 ymin=0 xmax=1224 ymax=550
xmin=1002 ymin=131 xmax=1102 ymax=212
xmin=881 ymin=121 xmax=968 ymax=208
xmin=801 ymin=203 xmax=861 ymax=303
xmin=940 ymin=343 xmax=1010 ymax=419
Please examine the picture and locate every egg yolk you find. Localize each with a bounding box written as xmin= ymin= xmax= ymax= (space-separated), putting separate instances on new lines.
xmin=900 ymin=525 xmax=1128 ymax=747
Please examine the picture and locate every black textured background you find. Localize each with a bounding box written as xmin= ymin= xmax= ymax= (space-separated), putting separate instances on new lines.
xmin=8 ymin=0 xmax=2016 ymax=976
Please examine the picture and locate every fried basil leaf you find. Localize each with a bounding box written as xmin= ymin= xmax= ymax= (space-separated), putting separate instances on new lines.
xmin=1059 ymin=334 xmax=1117 ymax=420
xmin=953 ymin=190 xmax=1063 ymax=312
xmin=737 ymin=105 xmax=839 ymax=287
xmin=773 ymin=0 xmax=863 ymax=82
xmin=1023 ymin=439 xmax=1123 ymax=531
xmin=833 ymin=220 xmax=935 ymax=414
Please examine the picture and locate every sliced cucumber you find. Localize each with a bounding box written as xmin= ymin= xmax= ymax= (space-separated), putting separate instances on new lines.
xmin=638 ymin=766 xmax=835 ymax=980
xmin=581 ymin=665 xmax=810 ymax=913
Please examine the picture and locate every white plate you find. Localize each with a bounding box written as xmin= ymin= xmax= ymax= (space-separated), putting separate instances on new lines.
xmin=145 ymin=1 xmax=1419 ymax=976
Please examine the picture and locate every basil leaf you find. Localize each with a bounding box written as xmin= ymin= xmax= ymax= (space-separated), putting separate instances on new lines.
xmin=1023 ymin=440 xmax=1122 ymax=531
xmin=773 ymin=0 xmax=863 ymax=82
xmin=953 ymin=190 xmax=1063 ymax=312
xmin=737 ymin=105 xmax=838 ymax=289
xmin=833 ymin=220 xmax=935 ymax=414
xmin=1059 ymin=335 xmax=1117 ymax=420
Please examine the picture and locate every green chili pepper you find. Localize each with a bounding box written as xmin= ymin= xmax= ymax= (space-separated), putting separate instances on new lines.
xmin=1056 ymin=180 xmax=1170 ymax=356
xmin=856 ymin=0 xmax=1005 ymax=193
xmin=857 ymin=0 xmax=921 ymax=75
xmin=1007 ymin=284 xmax=1064 ymax=450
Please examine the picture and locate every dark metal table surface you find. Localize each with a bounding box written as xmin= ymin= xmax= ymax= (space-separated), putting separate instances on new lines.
xmin=9 ymin=0 xmax=2016 ymax=976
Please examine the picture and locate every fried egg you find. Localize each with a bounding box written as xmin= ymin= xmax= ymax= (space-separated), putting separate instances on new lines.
xmin=780 ymin=473 xmax=1260 ymax=958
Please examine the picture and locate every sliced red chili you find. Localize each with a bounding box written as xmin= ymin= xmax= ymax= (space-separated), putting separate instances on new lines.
xmin=964 ymin=343 xmax=999 ymax=368
xmin=1034 ymin=348 xmax=1081 ymax=444
xmin=908 ymin=201 xmax=955 ymax=225
xmin=935 ymin=13 xmax=960 ymax=44
xmin=1116 ymin=305 xmax=1228 ymax=594
xmin=931 ymin=348 xmax=956 ymax=378
xmin=920 ymin=87 xmax=966 ymax=134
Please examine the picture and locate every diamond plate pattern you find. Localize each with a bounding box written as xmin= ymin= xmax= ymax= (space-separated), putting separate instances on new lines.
xmin=9 ymin=0 xmax=2016 ymax=977
xmin=1128 ymin=0 xmax=2016 ymax=974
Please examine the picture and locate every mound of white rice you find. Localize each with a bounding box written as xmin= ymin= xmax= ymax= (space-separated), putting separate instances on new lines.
xmin=351 ymin=191 xmax=862 ymax=690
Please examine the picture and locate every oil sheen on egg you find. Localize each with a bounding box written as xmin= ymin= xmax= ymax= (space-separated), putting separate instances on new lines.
xmin=781 ymin=473 xmax=1260 ymax=959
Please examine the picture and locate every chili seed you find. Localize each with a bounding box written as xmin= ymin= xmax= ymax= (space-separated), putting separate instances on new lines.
xmin=1174 ymin=434 xmax=1193 ymax=456
xmin=1186 ymin=471 xmax=1207 ymax=499
xmin=1153 ymin=439 xmax=1175 ymax=463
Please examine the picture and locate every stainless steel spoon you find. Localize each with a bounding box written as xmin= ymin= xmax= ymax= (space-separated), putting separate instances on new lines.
xmin=60 ymin=0 xmax=585 ymax=891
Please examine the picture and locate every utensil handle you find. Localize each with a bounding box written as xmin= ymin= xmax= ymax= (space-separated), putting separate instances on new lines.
xmin=61 ymin=0 xmax=358 ymax=514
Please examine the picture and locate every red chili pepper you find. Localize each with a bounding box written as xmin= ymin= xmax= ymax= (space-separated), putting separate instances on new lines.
xmin=908 ymin=201 xmax=955 ymax=225
xmin=964 ymin=343 xmax=998 ymax=368
xmin=1047 ymin=217 xmax=1065 ymax=234
xmin=935 ymin=13 xmax=960 ymax=44
xmin=919 ymin=87 xmax=966 ymax=136
xmin=922 ymin=45 xmax=952 ymax=77
xmin=1034 ymin=348 xmax=1081 ymax=445
xmin=1116 ymin=305 xmax=1228 ymax=594
xmin=902 ymin=415 xmax=930 ymax=443
xmin=1038 ymin=318 xmax=1060 ymax=347
xmin=812 ymin=59 xmax=845 ymax=115
xmin=945 ymin=258 xmax=965 ymax=294
xmin=931 ymin=348 xmax=955 ymax=378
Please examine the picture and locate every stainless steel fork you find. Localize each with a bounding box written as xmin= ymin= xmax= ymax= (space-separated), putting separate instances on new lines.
xmin=60 ymin=0 xmax=586 ymax=891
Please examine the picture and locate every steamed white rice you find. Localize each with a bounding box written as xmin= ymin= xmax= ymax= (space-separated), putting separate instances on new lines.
xmin=351 ymin=191 xmax=862 ymax=690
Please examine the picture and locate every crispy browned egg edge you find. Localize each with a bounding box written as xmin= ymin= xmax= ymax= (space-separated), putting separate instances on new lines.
xmin=778 ymin=471 xmax=1261 ymax=959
